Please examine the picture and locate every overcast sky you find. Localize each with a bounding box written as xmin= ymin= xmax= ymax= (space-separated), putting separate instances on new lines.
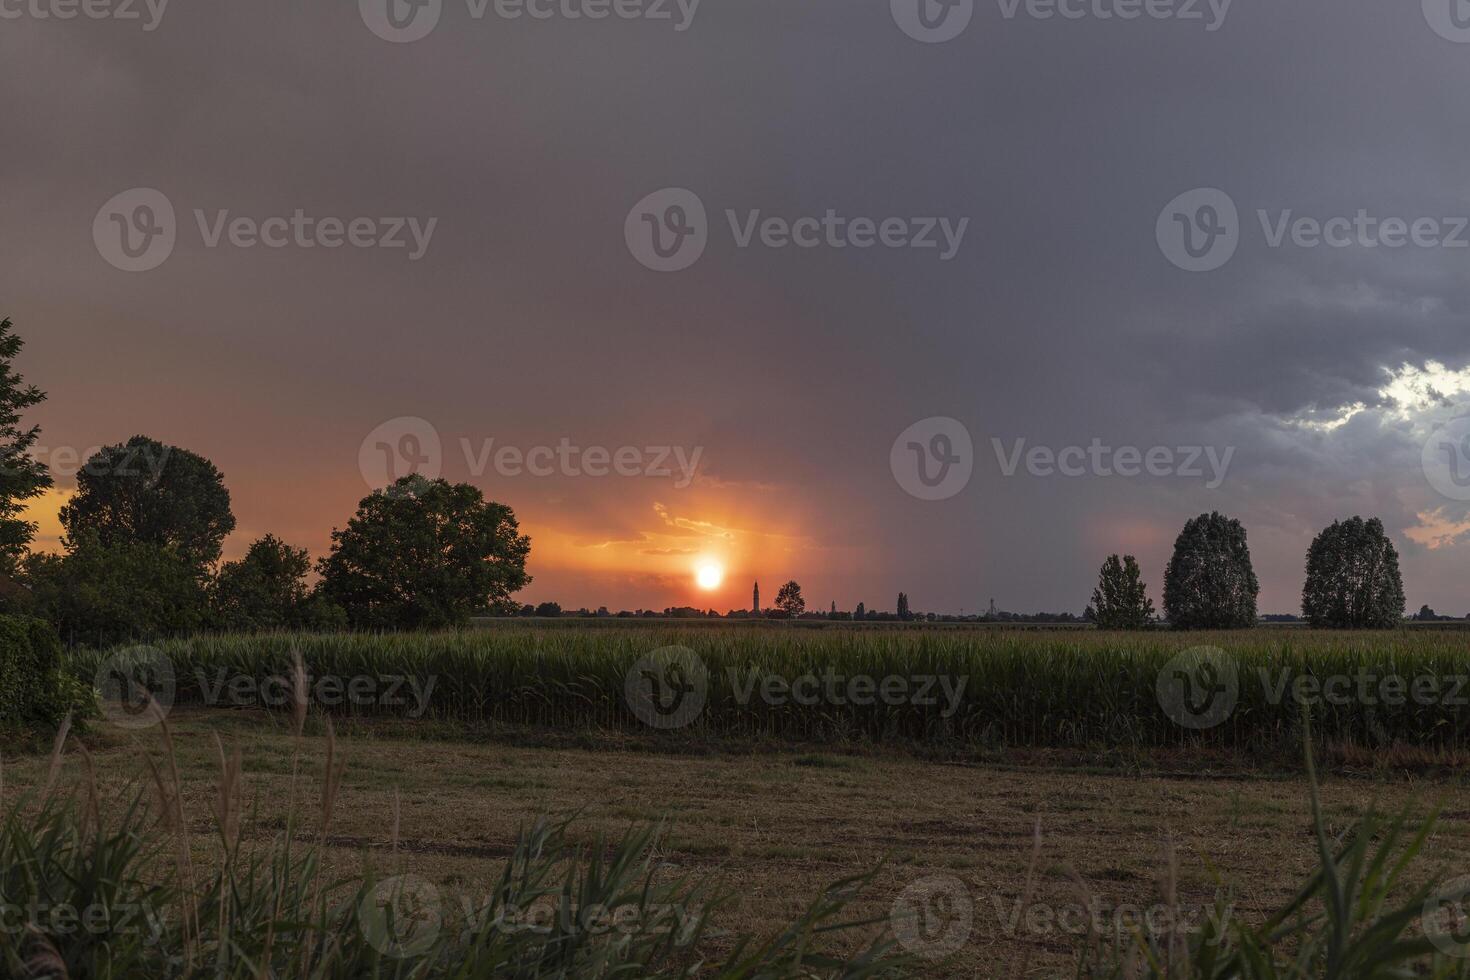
xmin=6 ymin=0 xmax=1470 ymax=614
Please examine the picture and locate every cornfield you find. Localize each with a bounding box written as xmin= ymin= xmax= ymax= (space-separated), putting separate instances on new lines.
xmin=69 ymin=626 xmax=1470 ymax=751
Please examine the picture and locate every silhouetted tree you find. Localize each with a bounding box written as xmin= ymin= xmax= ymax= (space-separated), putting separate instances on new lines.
xmin=1163 ymin=512 xmax=1259 ymax=630
xmin=1418 ymin=604 xmax=1438 ymax=622
xmin=0 ymin=318 xmax=52 ymax=576
xmin=24 ymin=533 xmax=206 ymax=647
xmin=855 ymin=601 xmax=866 ymax=621
xmin=896 ymin=592 xmax=913 ymax=621
xmin=61 ymin=436 xmax=235 ymax=573
xmin=213 ymin=534 xmax=326 ymax=631
xmin=775 ymin=580 xmax=805 ymax=618
xmin=1090 ymin=554 xmax=1155 ymax=630
xmin=319 ymin=475 xmax=531 ymax=630
xmin=534 ymin=601 xmax=563 ymax=618
xmin=1301 ymin=517 xmax=1405 ymax=629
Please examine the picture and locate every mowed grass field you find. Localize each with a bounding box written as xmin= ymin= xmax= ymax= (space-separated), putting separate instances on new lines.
xmin=11 ymin=709 xmax=1470 ymax=978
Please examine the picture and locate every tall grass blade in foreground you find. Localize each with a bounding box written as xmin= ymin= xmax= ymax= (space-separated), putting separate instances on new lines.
xmin=0 ymin=721 xmax=908 ymax=978
xmin=1074 ymin=721 xmax=1470 ymax=978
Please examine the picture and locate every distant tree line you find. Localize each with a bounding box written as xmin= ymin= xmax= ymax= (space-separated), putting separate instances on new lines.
xmin=1087 ymin=511 xmax=1411 ymax=630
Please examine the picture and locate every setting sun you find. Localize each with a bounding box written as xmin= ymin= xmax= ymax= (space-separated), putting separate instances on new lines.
xmin=695 ymin=560 xmax=725 ymax=591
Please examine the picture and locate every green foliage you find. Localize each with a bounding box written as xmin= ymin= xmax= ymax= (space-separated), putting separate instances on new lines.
xmin=0 ymin=615 xmax=94 ymax=733
xmin=213 ymin=534 xmax=340 ymax=631
xmin=1163 ymin=513 xmax=1260 ymax=630
xmin=59 ymin=435 xmax=236 ymax=573
xmin=0 ymin=740 xmax=905 ymax=978
xmin=775 ymin=581 xmax=805 ymax=618
xmin=65 ymin=627 xmax=1470 ymax=751
xmin=318 ymin=476 xmax=531 ymax=630
xmin=0 ymin=318 xmax=53 ymax=575
xmin=23 ymin=534 xmax=207 ymax=648
xmin=1302 ymin=517 xmax=1406 ymax=630
xmin=1089 ymin=554 xmax=1155 ymax=630
xmin=1075 ymin=733 xmax=1470 ymax=977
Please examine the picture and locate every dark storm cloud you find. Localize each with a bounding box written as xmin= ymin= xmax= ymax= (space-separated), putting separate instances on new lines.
xmin=4 ymin=0 xmax=1470 ymax=613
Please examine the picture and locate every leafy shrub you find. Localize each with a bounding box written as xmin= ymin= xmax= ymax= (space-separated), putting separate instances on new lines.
xmin=0 ymin=615 xmax=94 ymax=733
xmin=22 ymin=535 xmax=208 ymax=648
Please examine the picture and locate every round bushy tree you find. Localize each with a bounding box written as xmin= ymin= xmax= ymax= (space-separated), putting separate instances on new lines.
xmin=60 ymin=436 xmax=235 ymax=572
xmin=319 ymin=476 xmax=531 ymax=630
xmin=213 ymin=534 xmax=317 ymax=631
xmin=1162 ymin=512 xmax=1259 ymax=630
xmin=1301 ymin=516 xmax=1405 ymax=629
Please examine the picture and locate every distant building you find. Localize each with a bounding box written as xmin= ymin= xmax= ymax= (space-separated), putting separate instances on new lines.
xmin=752 ymin=581 xmax=760 ymax=615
